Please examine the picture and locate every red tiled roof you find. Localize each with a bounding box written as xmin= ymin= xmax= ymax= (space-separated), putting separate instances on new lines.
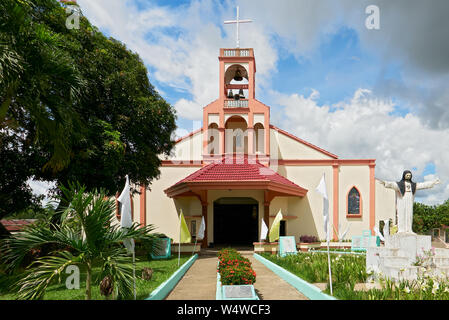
xmin=175 ymin=160 xmax=300 ymax=187
xmin=165 ymin=156 xmax=308 ymax=197
xmin=1 ymin=219 xmax=37 ymax=232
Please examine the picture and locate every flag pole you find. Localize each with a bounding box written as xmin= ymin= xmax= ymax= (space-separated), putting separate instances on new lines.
xmin=192 ymin=237 xmax=198 ymax=256
xmin=327 ymin=219 xmax=333 ymax=295
xmin=178 ymin=213 xmax=181 ymax=267
xmin=132 ymin=250 xmax=136 ymax=300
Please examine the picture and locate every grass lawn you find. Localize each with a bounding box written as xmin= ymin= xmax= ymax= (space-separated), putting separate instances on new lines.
xmin=260 ymin=252 xmax=449 ymax=300
xmin=0 ymin=255 xmax=190 ymax=300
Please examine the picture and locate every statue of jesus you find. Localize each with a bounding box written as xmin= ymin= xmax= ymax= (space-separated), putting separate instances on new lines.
xmin=379 ymin=170 xmax=440 ymax=234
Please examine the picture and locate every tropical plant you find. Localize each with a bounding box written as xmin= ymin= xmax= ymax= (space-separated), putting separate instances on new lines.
xmin=0 ymin=182 xmax=161 ymax=300
xmin=0 ymin=0 xmax=177 ymax=232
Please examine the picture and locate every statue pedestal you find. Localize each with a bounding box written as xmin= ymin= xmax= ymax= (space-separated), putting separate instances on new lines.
xmin=366 ymin=232 xmax=432 ymax=281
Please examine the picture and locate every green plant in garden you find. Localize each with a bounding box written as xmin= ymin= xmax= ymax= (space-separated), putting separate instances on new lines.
xmin=217 ymin=248 xmax=256 ymax=286
xmin=0 ymin=182 xmax=161 ymax=300
xmin=262 ymin=251 xmax=367 ymax=286
xmin=262 ymin=251 xmax=449 ymax=300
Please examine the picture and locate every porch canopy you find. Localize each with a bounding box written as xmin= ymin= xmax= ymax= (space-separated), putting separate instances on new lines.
xmin=165 ymin=159 xmax=307 ymax=198
xmin=164 ymin=157 xmax=308 ymax=246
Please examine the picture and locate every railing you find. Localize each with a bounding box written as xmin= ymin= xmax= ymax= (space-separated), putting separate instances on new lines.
xmin=224 ymin=99 xmax=249 ymax=108
xmin=222 ymin=49 xmax=251 ymax=57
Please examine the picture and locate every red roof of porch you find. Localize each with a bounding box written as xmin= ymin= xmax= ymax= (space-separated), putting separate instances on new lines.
xmin=164 ymin=157 xmax=308 ymax=198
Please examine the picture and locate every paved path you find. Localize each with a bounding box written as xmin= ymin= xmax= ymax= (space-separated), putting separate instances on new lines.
xmin=165 ymin=252 xmax=218 ymax=300
xmin=165 ymin=248 xmax=308 ymax=300
xmin=244 ymin=253 xmax=308 ymax=300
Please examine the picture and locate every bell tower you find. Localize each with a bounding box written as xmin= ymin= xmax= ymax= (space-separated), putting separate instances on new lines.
xmin=219 ymin=48 xmax=256 ymax=102
xmin=202 ymin=47 xmax=270 ymax=164
xmin=202 ymin=7 xmax=270 ymax=164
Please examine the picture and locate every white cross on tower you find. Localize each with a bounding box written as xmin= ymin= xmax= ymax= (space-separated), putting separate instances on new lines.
xmin=224 ymin=6 xmax=253 ymax=48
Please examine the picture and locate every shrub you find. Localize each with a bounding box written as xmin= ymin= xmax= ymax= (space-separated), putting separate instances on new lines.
xmin=217 ymin=248 xmax=256 ymax=286
xmin=299 ymin=235 xmax=319 ymax=243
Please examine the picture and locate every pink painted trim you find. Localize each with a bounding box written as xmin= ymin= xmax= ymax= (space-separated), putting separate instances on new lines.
xmin=174 ymin=128 xmax=203 ymax=144
xmin=369 ymin=164 xmax=376 ymax=234
xmin=270 ymin=124 xmax=339 ymax=159
xmin=161 ymin=160 xmax=203 ymax=167
xmin=346 ymin=186 xmax=362 ymax=217
xmin=276 ymin=159 xmax=375 ymax=166
xmin=333 ymin=164 xmax=339 ymax=241
xmin=140 ymin=185 xmax=146 ymax=227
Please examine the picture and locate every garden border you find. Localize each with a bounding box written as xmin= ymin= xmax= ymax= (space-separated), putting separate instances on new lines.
xmin=253 ymin=253 xmax=337 ymax=300
xmin=145 ymin=254 xmax=198 ymax=300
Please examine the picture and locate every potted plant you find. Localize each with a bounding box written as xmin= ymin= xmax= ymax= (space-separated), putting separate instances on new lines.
xmin=297 ymin=235 xmax=321 ymax=251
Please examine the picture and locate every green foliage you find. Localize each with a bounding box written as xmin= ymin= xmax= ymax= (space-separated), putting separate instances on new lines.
xmin=217 ymin=248 xmax=256 ymax=286
xmin=0 ymin=256 xmax=190 ymax=300
xmin=262 ymin=251 xmax=449 ymax=300
xmin=413 ymin=200 xmax=449 ymax=234
xmin=0 ymin=182 xmax=160 ymax=300
xmin=261 ymin=251 xmax=367 ymax=286
xmin=0 ymin=0 xmax=177 ymax=221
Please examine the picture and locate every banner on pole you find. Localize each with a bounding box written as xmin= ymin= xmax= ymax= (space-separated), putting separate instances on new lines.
xmin=179 ymin=210 xmax=191 ymax=243
xmin=269 ymin=210 xmax=283 ymax=242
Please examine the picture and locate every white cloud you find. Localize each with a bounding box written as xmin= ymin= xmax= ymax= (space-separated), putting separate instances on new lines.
xmin=77 ymin=0 xmax=278 ymax=121
xmin=76 ymin=0 xmax=449 ymax=204
xmin=27 ymin=179 xmax=59 ymax=208
xmin=275 ymin=88 xmax=449 ymax=205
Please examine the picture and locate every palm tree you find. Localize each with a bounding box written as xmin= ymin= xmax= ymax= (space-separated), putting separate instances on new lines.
xmin=1 ymin=182 xmax=160 ymax=300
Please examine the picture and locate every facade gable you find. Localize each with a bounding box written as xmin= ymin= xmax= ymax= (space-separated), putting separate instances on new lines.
xmin=270 ymin=125 xmax=338 ymax=160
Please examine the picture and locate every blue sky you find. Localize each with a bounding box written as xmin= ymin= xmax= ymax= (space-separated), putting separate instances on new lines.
xmin=54 ymin=0 xmax=449 ymax=205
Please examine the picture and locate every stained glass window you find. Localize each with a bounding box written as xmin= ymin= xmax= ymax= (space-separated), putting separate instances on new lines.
xmin=348 ymin=187 xmax=361 ymax=215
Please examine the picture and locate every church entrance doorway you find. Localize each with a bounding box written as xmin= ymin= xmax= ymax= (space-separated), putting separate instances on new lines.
xmin=213 ymin=197 xmax=258 ymax=246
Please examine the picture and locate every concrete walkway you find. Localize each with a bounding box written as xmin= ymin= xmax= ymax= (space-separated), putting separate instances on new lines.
xmin=165 ymin=252 xmax=218 ymax=300
xmin=165 ymin=248 xmax=308 ymax=300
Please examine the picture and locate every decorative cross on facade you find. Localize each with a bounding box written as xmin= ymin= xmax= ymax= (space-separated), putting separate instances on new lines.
xmin=224 ymin=6 xmax=253 ymax=48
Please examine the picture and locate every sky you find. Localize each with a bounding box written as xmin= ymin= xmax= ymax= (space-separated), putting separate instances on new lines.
xmin=32 ymin=0 xmax=449 ymax=206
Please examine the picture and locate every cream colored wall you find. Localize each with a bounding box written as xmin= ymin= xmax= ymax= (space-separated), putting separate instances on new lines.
xmin=375 ymin=178 xmax=397 ymax=226
xmin=278 ymin=165 xmax=334 ymax=241
xmin=270 ymin=128 xmax=334 ymax=160
xmin=338 ymin=165 xmax=370 ymax=238
xmin=135 ymin=127 xmax=397 ymax=244
xmin=144 ymin=166 xmax=201 ymax=242
xmin=165 ymin=131 xmax=203 ymax=162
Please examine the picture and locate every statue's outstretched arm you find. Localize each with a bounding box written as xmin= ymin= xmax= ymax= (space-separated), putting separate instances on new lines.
xmin=416 ymin=178 xmax=440 ymax=190
xmin=379 ymin=180 xmax=399 ymax=191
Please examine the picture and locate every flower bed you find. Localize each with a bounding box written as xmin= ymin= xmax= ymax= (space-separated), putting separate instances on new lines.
xmin=217 ymin=248 xmax=256 ymax=285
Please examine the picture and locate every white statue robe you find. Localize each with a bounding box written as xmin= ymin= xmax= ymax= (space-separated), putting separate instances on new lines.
xmin=383 ymin=180 xmax=438 ymax=233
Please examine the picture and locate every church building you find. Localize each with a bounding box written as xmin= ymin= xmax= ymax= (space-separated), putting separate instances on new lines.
xmin=129 ymin=47 xmax=396 ymax=247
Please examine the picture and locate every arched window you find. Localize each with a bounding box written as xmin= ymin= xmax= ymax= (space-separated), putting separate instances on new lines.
xmin=253 ymin=123 xmax=265 ymax=154
xmin=207 ymin=123 xmax=219 ymax=155
xmin=347 ymin=187 xmax=361 ymax=216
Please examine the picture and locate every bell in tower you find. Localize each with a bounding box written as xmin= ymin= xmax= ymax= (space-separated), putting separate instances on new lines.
xmin=233 ymin=69 xmax=243 ymax=81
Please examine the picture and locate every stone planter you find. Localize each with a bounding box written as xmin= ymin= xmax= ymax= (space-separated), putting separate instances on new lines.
xmin=298 ymin=242 xmax=321 ymax=252
xmin=216 ymin=268 xmax=259 ymax=300
xmin=253 ymin=242 xmax=278 ymax=254
xmin=172 ymin=242 xmax=202 ymax=255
